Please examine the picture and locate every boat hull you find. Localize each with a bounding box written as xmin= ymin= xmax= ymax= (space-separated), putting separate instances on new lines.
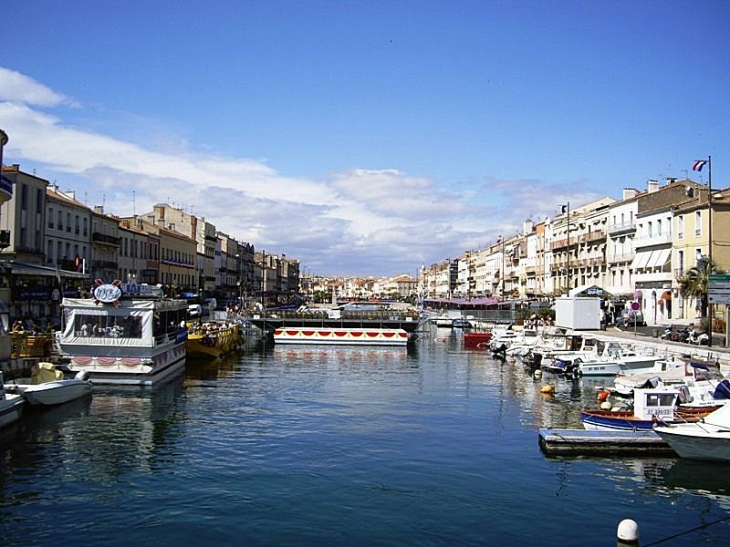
xmin=16 ymin=379 xmax=93 ymax=406
xmin=581 ymin=407 xmax=717 ymax=432
xmin=67 ymin=344 xmax=187 ymax=386
xmin=274 ymin=327 xmax=409 ymax=346
xmin=187 ymin=324 xmax=242 ymax=360
xmin=654 ymin=427 xmax=730 ymax=461
xmin=0 ymin=394 xmax=25 ymax=429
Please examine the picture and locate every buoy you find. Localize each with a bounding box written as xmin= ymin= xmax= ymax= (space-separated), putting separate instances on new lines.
xmin=533 ymin=369 xmax=542 ymax=379
xmin=597 ymin=389 xmax=611 ymax=402
xmin=616 ymin=519 xmax=639 ymax=545
xmin=540 ymin=385 xmax=555 ymax=394
xmin=600 ymin=400 xmax=612 ymax=410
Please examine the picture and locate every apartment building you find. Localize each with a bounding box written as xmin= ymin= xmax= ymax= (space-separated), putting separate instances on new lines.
xmin=419 ymin=177 xmax=730 ymax=326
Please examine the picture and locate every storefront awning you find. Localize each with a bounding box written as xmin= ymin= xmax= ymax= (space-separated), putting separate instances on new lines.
xmin=0 ymin=261 xmax=88 ymax=279
xmin=649 ymin=248 xmax=671 ymax=269
xmin=630 ymin=251 xmax=652 ymax=270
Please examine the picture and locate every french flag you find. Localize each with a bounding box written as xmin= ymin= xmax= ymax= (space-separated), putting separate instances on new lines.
xmin=693 ymin=160 xmax=707 ymax=172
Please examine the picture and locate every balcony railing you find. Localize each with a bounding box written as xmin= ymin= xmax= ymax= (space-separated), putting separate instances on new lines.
xmin=92 ymin=232 xmax=121 ymax=246
xmin=607 ymin=220 xmax=636 ymax=235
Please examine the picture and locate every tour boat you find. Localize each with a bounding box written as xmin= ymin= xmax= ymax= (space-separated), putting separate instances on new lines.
xmin=186 ymin=321 xmax=243 ymax=360
xmin=58 ymin=282 xmax=188 ymax=386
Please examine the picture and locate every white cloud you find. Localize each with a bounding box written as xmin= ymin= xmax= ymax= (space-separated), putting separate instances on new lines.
xmin=0 ymin=67 xmax=72 ymax=107
xmin=0 ymin=67 xmax=602 ymax=275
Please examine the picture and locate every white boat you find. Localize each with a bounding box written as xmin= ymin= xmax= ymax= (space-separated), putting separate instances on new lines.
xmin=654 ymin=404 xmax=730 ymax=462
xmin=612 ymin=359 xmax=726 ymax=398
xmin=0 ymin=372 xmax=25 ymax=429
xmin=6 ymin=363 xmax=93 ymax=406
xmin=58 ymin=282 xmax=188 ymax=386
xmin=576 ymin=340 xmax=664 ymax=376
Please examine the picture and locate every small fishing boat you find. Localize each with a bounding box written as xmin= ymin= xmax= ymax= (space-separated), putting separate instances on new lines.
xmin=581 ymin=386 xmax=719 ymax=432
xmin=5 ymin=363 xmax=93 ymax=406
xmin=463 ymin=330 xmax=492 ymax=348
xmin=654 ymin=404 xmax=730 ymax=462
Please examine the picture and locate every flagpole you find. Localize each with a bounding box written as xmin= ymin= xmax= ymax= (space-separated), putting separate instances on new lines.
xmin=567 ymin=202 xmax=571 ymax=294
xmin=708 ymin=155 xmax=713 ymax=347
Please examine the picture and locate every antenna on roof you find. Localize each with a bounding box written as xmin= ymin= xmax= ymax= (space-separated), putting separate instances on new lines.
xmin=133 ymin=190 xmax=136 ymax=216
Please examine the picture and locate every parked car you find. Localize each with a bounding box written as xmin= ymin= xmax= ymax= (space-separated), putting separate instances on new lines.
xmin=618 ymin=308 xmax=645 ymax=327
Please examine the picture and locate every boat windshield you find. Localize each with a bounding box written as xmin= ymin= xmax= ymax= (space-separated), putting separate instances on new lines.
xmin=73 ymin=313 xmax=143 ymax=339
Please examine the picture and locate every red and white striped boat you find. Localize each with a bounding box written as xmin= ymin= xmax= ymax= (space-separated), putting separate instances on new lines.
xmin=274 ymin=327 xmax=409 ymax=346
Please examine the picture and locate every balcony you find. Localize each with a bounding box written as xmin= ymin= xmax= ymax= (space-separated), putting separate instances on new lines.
xmin=608 ymin=252 xmax=633 ymax=264
xmin=92 ymin=260 xmax=118 ymax=271
xmin=633 ymin=232 xmax=672 ymax=249
xmin=582 ymin=230 xmax=606 ymax=244
xmin=607 ymin=220 xmax=636 ymax=236
xmin=92 ymin=232 xmax=121 ymax=246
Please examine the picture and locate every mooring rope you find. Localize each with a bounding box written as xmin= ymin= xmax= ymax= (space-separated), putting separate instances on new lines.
xmin=643 ymin=514 xmax=730 ymax=546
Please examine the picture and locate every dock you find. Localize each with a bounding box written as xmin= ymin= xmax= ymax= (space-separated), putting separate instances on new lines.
xmin=539 ymin=428 xmax=676 ymax=456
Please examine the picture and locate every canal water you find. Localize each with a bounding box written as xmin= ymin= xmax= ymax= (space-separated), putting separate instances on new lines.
xmin=1 ymin=327 xmax=729 ymax=546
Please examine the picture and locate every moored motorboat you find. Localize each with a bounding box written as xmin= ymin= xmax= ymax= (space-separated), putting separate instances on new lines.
xmin=576 ymin=340 xmax=664 ymax=376
xmin=463 ymin=330 xmax=492 ymax=348
xmin=654 ymin=404 xmax=730 ymax=462
xmin=5 ymin=362 xmax=93 ymax=406
xmin=581 ymin=386 xmax=719 ymax=432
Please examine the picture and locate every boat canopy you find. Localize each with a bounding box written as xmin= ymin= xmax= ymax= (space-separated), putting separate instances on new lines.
xmin=60 ymin=298 xmax=184 ymax=347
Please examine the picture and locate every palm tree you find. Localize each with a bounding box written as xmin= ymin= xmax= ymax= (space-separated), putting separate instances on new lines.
xmin=678 ymin=258 xmax=721 ymax=319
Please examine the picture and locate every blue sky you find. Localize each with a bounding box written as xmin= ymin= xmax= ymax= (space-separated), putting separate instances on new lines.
xmin=1 ymin=0 xmax=728 ymax=276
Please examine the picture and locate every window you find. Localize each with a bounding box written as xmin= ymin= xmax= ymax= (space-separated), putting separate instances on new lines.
xmin=647 ymin=221 xmax=653 ymax=237
xmin=678 ymin=215 xmax=684 ymax=238
xmin=678 ymin=250 xmax=684 ymax=276
xmin=657 ymin=219 xmax=662 ymax=235
xmin=48 ymin=207 xmax=54 ymax=228
xmin=695 ymin=210 xmax=702 ymax=237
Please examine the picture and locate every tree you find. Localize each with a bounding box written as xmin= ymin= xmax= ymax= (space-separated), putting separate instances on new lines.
xmin=678 ymin=258 xmax=722 ymax=319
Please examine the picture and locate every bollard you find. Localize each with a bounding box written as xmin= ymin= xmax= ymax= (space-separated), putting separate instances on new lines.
xmin=617 ymin=519 xmax=639 ymax=546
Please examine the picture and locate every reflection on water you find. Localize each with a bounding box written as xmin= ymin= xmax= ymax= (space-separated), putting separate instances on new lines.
xmin=1 ymin=337 xmax=729 ymax=546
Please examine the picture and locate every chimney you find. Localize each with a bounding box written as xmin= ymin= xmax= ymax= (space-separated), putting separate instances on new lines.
xmin=94 ymin=205 xmax=104 ymax=214
xmin=523 ymin=219 xmax=534 ymax=235
xmin=622 ymin=188 xmax=638 ymax=200
xmin=647 ymin=179 xmax=659 ymax=193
